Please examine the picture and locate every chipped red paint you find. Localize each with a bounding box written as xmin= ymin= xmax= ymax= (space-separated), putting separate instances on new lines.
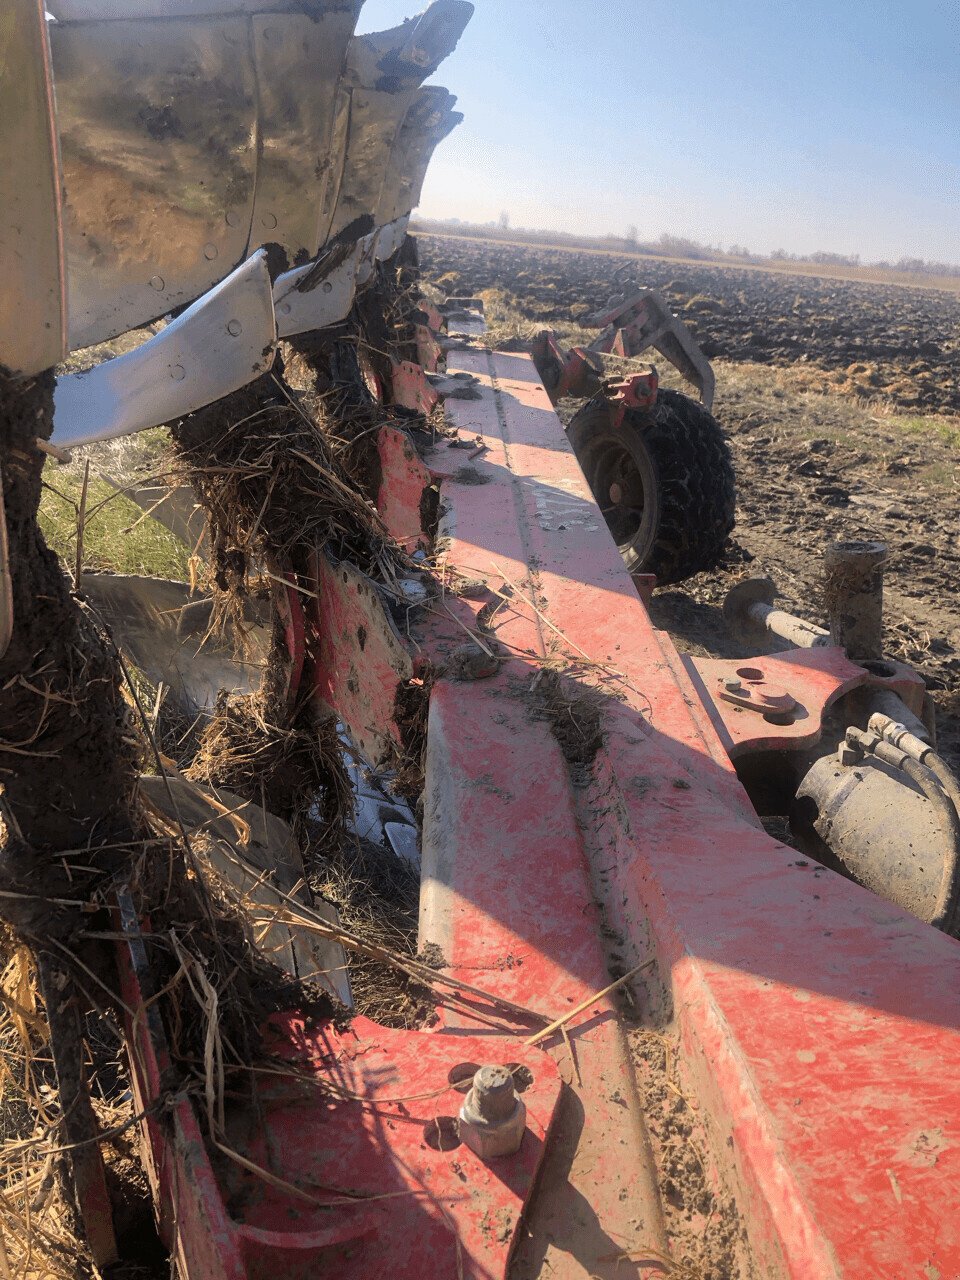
xmin=390 ymin=358 xmax=440 ymax=415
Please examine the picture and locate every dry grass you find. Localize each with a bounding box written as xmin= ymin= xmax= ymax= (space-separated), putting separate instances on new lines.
xmin=187 ymin=689 xmax=351 ymax=849
xmin=307 ymin=833 xmax=431 ymax=1028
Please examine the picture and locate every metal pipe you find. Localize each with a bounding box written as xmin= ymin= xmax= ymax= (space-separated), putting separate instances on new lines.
xmin=823 ymin=540 xmax=887 ymax=659
xmin=862 ymin=690 xmax=932 ymax=745
xmin=723 ymin=576 xmax=830 ymax=650
xmin=755 ymin=605 xmax=830 ymax=649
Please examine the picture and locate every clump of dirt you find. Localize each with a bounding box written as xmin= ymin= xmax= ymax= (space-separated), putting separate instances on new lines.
xmin=632 ymin=1028 xmax=756 ymax=1280
xmin=530 ymin=668 xmax=605 ymax=766
xmin=391 ymin=672 xmax=434 ymax=804
xmin=0 ymin=371 xmax=141 ymax=864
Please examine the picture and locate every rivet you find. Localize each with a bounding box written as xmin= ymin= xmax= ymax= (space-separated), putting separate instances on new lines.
xmin=203 ymin=243 xmax=219 ymax=260
xmin=279 ymin=302 xmax=292 ymax=315
xmin=261 ymin=212 xmax=278 ymax=230
xmin=225 ymin=210 xmax=241 ymax=229
xmin=322 ymin=280 xmax=334 ymax=294
xmin=227 ymin=320 xmax=242 ymax=336
xmin=170 ymin=364 xmax=186 ymax=381
xmin=149 ymin=275 xmax=165 ymax=291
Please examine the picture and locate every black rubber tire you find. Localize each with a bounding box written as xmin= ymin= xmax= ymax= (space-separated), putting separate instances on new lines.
xmin=567 ymin=387 xmax=736 ymax=584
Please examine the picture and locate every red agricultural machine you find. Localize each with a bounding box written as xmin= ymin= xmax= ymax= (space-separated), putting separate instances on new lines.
xmin=1 ymin=3 xmax=960 ymax=1278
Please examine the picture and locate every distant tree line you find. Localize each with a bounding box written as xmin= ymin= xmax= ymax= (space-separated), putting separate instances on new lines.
xmin=414 ymin=218 xmax=960 ymax=279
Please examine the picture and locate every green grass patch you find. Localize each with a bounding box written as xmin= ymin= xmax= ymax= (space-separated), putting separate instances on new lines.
xmin=39 ymin=464 xmax=191 ymax=580
xmin=884 ymin=413 xmax=960 ymax=448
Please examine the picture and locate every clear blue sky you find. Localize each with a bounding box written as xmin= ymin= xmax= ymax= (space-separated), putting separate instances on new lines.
xmin=359 ymin=0 xmax=959 ymax=263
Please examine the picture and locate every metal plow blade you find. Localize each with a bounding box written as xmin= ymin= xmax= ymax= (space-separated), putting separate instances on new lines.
xmin=53 ymin=251 xmax=277 ymax=447
xmin=327 ymin=1 xmax=472 ymax=246
xmin=47 ymin=0 xmax=362 ymax=349
xmin=79 ymin=572 xmax=271 ymax=716
xmin=0 ymin=0 xmax=66 ymax=377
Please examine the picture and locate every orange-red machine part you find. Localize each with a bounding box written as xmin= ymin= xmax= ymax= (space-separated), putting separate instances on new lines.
xmin=119 ymin=343 xmax=960 ymax=1279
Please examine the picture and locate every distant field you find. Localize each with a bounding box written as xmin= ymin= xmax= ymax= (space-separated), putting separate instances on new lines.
xmin=418 ymin=232 xmax=960 ymax=416
xmin=412 ymin=224 xmax=960 ymax=295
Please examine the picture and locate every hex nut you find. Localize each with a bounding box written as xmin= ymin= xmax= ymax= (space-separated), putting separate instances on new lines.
xmin=458 ymin=1065 xmax=526 ymax=1159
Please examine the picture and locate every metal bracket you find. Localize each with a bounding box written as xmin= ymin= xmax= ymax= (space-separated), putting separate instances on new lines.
xmin=273 ymin=242 xmax=363 ymax=339
xmin=391 ymin=359 xmax=441 ymax=415
xmin=606 ymin=367 xmax=659 ymax=426
xmin=587 ymin=288 xmax=715 ymax=409
xmin=53 ymin=251 xmax=277 ymax=447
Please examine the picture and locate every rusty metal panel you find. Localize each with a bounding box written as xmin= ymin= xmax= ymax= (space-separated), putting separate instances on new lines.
xmin=50 ymin=15 xmax=258 ymax=348
xmin=389 ymin=89 xmax=462 ymax=225
xmin=0 ymin=0 xmax=66 ymax=375
xmin=249 ymin=8 xmax=361 ymax=266
xmin=328 ymin=1 xmax=472 ymax=241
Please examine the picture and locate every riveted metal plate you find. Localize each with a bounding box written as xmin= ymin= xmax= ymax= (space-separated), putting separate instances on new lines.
xmin=53 ymin=251 xmax=277 ymax=446
xmin=50 ymin=16 xmax=258 ymax=349
xmin=249 ymin=8 xmax=361 ymax=267
xmin=0 ymin=0 xmax=66 ymax=375
xmin=273 ymin=242 xmax=362 ymax=338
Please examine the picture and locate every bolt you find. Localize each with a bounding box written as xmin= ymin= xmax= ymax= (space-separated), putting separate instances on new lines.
xmin=458 ymin=1065 xmax=526 ymax=1160
xmin=470 ymin=1066 xmax=516 ymax=1121
xmin=723 ymin=677 xmax=742 ymax=693
xmin=837 ymin=742 xmax=860 ymax=767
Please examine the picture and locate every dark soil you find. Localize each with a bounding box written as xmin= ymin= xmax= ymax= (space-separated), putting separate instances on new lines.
xmin=420 ymin=234 xmax=960 ymax=413
xmin=0 ymin=369 xmax=140 ymax=894
xmin=632 ymin=1029 xmax=756 ymax=1280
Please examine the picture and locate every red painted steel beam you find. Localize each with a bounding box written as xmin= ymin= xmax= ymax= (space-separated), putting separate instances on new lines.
xmin=414 ymin=345 xmax=960 ymax=1278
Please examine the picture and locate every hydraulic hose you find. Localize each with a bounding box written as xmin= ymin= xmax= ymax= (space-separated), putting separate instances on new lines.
xmin=846 ymin=726 xmax=960 ymax=934
xmin=868 ymin=712 xmax=960 ymax=821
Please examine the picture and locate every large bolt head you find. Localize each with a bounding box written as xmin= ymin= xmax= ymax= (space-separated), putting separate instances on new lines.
xmin=458 ymin=1065 xmax=526 ymax=1159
